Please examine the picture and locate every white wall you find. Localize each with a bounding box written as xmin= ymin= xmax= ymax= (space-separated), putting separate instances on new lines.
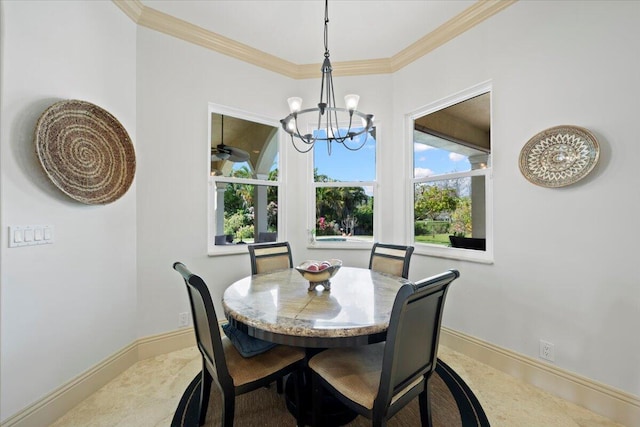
xmin=0 ymin=1 xmax=137 ymax=420
xmin=1 ymin=0 xmax=639 ymax=422
xmin=393 ymin=0 xmax=640 ymax=396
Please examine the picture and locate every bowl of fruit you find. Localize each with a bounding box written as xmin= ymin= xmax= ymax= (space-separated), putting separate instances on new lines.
xmin=295 ymin=259 xmax=342 ymax=291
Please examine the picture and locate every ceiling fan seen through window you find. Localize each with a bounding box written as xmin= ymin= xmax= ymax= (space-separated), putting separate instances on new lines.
xmin=211 ymin=114 xmax=250 ymax=162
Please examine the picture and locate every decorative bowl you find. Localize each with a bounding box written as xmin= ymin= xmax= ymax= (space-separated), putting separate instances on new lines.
xmin=295 ymin=259 xmax=342 ymax=291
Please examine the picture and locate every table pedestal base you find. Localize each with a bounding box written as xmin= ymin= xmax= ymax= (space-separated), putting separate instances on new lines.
xmin=285 ymin=372 xmax=357 ymax=427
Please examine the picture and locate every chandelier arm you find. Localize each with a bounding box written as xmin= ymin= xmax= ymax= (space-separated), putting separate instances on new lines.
xmin=286 ymin=108 xmax=372 ymax=141
xmin=341 ymin=131 xmax=370 ymax=151
xmin=293 ymin=117 xmax=317 ymax=145
xmin=326 ymin=66 xmax=345 ymax=143
xmin=290 ymin=134 xmax=316 ymax=153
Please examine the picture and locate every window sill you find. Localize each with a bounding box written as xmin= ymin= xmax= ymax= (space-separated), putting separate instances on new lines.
xmin=414 ymin=243 xmax=494 ymax=264
xmin=306 ymin=240 xmax=373 ymax=250
xmin=207 ymin=244 xmax=250 ymax=257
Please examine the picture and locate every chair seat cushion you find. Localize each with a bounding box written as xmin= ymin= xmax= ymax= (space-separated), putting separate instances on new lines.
xmin=222 ymin=322 xmax=276 ymax=357
xmin=309 ymin=342 xmax=386 ymax=409
xmin=223 ymin=337 xmax=305 ymax=386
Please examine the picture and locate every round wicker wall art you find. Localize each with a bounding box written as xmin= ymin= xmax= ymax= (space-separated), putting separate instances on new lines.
xmin=35 ymin=100 xmax=135 ymax=204
xmin=519 ymin=125 xmax=599 ymax=188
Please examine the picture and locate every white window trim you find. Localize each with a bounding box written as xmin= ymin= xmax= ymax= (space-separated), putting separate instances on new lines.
xmin=404 ymin=81 xmax=494 ymax=264
xmin=306 ymin=124 xmax=380 ymax=250
xmin=207 ymin=103 xmax=286 ymax=256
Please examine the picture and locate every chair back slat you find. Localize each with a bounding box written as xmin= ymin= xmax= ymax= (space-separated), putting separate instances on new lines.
xmin=377 ymin=269 xmax=459 ymax=409
xmin=369 ymin=242 xmax=414 ymax=279
xmin=248 ymin=242 xmax=293 ymax=275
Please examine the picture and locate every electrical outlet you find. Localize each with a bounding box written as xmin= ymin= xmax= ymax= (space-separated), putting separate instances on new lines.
xmin=178 ymin=312 xmax=189 ymax=327
xmin=539 ymin=339 xmax=555 ymax=362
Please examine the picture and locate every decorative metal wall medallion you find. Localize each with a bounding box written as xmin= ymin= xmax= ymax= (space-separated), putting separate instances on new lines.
xmin=35 ymin=100 xmax=136 ymax=204
xmin=519 ymin=125 xmax=599 ymax=188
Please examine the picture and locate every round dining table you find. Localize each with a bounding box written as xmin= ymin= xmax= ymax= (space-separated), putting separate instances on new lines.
xmin=222 ymin=266 xmax=409 ymax=426
xmin=222 ymin=266 xmax=410 ymax=348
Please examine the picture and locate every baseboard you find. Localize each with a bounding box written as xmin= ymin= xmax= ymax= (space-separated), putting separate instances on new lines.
xmin=4 ymin=327 xmax=637 ymax=427
xmin=1 ymin=328 xmax=195 ymax=427
xmin=137 ymin=327 xmax=196 ymax=360
xmin=440 ymin=327 xmax=640 ymax=426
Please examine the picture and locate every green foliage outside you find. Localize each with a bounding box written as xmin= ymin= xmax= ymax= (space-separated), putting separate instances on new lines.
xmin=314 ymin=169 xmax=372 ymax=236
xmin=450 ymin=197 xmax=471 ymax=236
xmin=414 ymin=183 xmax=473 ymax=245
xmin=414 ymin=185 xmax=458 ymax=220
xmin=220 ymin=166 xmax=471 ymax=244
xmin=415 ymin=233 xmax=452 ymax=245
xmin=222 ymin=167 xmax=278 ymax=240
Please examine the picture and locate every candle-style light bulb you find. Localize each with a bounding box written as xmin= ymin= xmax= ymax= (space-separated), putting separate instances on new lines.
xmin=287 ymin=97 xmax=303 ymax=113
xmin=344 ymin=94 xmax=360 ymax=111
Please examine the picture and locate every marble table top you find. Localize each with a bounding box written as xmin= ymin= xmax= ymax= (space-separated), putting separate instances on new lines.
xmin=222 ymin=267 xmax=410 ymax=347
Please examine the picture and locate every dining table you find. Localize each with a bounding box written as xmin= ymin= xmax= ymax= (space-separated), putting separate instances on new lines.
xmin=222 ymin=266 xmax=410 ymax=425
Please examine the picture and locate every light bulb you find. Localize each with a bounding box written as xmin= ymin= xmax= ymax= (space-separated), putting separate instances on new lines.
xmin=344 ymin=94 xmax=360 ymax=111
xmin=287 ymin=97 xmax=303 ymax=113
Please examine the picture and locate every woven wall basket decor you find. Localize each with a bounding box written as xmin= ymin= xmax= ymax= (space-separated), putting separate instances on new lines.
xmin=35 ymin=99 xmax=136 ymax=204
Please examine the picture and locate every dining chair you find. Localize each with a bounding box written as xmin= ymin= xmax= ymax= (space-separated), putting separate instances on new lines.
xmin=247 ymin=241 xmax=294 ymax=395
xmin=248 ymin=241 xmax=293 ymax=275
xmin=173 ymin=262 xmax=305 ymax=427
xmin=368 ymin=242 xmax=415 ymax=279
xmin=308 ymin=269 xmax=460 ymax=427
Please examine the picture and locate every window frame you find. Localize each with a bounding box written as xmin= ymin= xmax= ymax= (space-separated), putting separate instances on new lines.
xmin=306 ymin=124 xmax=380 ymax=250
xmin=405 ymin=82 xmax=494 ymax=264
xmin=207 ymin=103 xmax=285 ymax=255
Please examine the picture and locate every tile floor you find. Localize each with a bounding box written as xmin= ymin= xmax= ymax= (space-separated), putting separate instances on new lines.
xmin=49 ymin=345 xmax=624 ymax=427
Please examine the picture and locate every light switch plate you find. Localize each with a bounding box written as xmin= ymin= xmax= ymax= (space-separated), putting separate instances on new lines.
xmin=9 ymin=225 xmax=54 ymax=247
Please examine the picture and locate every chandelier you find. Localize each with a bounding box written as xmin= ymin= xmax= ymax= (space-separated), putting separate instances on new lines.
xmin=280 ymin=0 xmax=374 ymax=155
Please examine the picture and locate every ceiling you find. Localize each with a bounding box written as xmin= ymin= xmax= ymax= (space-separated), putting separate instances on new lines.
xmin=140 ymin=0 xmax=482 ymax=65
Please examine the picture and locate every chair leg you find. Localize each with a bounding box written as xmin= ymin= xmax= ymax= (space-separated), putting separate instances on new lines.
xmin=419 ymin=385 xmax=433 ymax=427
xmin=199 ymin=369 xmax=213 ymax=426
xmin=221 ymin=391 xmax=235 ymax=427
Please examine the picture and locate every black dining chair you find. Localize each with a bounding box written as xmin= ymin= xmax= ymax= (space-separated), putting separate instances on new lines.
xmin=308 ymin=269 xmax=460 ymax=427
xmin=247 ymin=241 xmax=294 ymax=393
xmin=248 ymin=241 xmax=293 ymax=275
xmin=173 ymin=262 xmax=305 ymax=427
xmin=368 ymin=242 xmax=415 ymax=279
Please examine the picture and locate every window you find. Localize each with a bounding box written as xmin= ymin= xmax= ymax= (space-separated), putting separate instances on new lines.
xmin=409 ymin=84 xmax=492 ymax=262
xmin=208 ymin=105 xmax=281 ymax=252
xmin=309 ymin=126 xmax=377 ymax=246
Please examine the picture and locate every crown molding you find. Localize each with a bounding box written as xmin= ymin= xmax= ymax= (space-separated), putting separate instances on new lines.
xmin=390 ymin=0 xmax=518 ymax=71
xmin=112 ymin=0 xmax=144 ymax=23
xmin=112 ymin=0 xmax=516 ymax=79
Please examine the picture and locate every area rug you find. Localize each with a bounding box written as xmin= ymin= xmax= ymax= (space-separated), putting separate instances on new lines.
xmin=172 ymin=359 xmax=489 ymax=426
